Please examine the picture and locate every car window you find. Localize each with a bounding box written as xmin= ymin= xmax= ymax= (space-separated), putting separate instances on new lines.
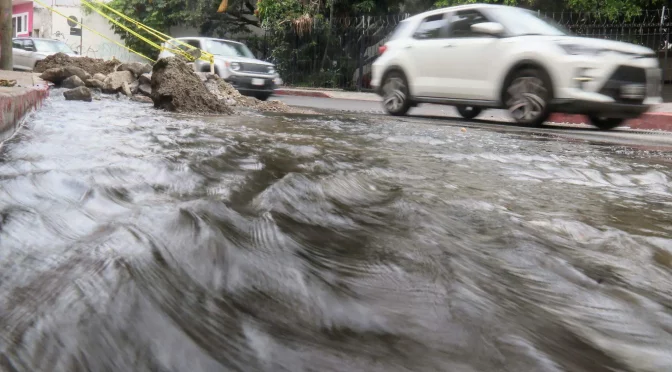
xmin=203 ymin=40 xmax=255 ymax=58
xmin=24 ymin=40 xmax=35 ymax=51
xmin=12 ymin=39 xmax=23 ymax=49
xmin=413 ymin=14 xmax=449 ymax=40
xmin=178 ymin=39 xmax=201 ymax=51
xmin=449 ymin=10 xmax=491 ymax=38
xmin=33 ymin=40 xmax=75 ymax=53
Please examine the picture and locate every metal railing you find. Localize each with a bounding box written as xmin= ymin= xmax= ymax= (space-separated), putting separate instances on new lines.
xmin=228 ymin=8 xmax=672 ymax=90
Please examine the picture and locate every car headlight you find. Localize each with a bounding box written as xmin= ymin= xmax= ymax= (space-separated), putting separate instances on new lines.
xmin=267 ymin=65 xmax=275 ymax=74
xmin=558 ymin=43 xmax=605 ymax=55
xmin=229 ymin=62 xmax=241 ymax=71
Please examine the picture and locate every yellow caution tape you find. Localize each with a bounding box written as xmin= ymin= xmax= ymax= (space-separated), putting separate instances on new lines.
xmin=83 ymin=0 xmax=216 ymax=66
xmin=32 ymin=0 xmax=155 ymax=62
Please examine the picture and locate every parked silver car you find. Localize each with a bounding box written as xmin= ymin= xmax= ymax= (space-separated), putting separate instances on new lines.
xmin=12 ymin=38 xmax=78 ymax=71
xmin=158 ymin=37 xmax=281 ymax=101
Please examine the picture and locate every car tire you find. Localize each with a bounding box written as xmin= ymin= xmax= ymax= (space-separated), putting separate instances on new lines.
xmin=456 ymin=106 xmax=482 ymax=120
xmin=255 ymin=93 xmax=272 ymax=101
xmin=588 ymin=116 xmax=625 ymax=130
xmin=504 ymin=68 xmax=552 ymax=127
xmin=381 ymin=71 xmax=411 ymax=116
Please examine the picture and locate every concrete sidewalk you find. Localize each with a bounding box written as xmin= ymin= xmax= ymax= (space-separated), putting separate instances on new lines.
xmin=275 ymin=87 xmax=672 ymax=131
xmin=0 ymin=71 xmax=49 ymax=143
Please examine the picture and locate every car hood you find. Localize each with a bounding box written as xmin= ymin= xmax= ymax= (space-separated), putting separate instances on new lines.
xmin=537 ymin=35 xmax=656 ymax=56
xmin=213 ymin=55 xmax=272 ymax=66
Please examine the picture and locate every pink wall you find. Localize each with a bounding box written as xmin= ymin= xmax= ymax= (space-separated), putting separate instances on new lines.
xmin=12 ymin=2 xmax=33 ymax=37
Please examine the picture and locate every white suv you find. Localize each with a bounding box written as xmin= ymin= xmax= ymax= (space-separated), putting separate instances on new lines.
xmin=371 ymin=4 xmax=663 ymax=130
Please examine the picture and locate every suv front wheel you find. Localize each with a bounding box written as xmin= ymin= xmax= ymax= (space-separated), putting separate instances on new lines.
xmin=504 ymin=68 xmax=551 ymax=127
xmin=382 ymin=71 xmax=411 ymax=116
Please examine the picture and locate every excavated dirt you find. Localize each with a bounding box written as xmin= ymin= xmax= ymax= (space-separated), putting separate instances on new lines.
xmin=204 ymin=76 xmax=315 ymax=114
xmin=151 ymin=57 xmax=232 ymax=114
xmin=34 ymin=53 xmax=120 ymax=76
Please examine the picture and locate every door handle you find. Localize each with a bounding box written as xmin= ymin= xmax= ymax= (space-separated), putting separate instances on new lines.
xmin=443 ymin=44 xmax=453 ymax=48
xmin=403 ymin=45 xmax=412 ymax=49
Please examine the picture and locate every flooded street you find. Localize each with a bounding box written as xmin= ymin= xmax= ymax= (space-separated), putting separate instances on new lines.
xmin=1 ymin=91 xmax=672 ymax=372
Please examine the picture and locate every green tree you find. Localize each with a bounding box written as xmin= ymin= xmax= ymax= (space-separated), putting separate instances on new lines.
xmin=98 ymin=0 xmax=260 ymax=59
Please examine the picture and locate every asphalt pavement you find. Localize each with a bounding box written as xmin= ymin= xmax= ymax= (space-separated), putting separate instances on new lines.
xmin=275 ymin=95 xmax=672 ymax=149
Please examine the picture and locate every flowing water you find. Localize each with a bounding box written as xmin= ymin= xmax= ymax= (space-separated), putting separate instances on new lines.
xmin=1 ymin=91 xmax=672 ymax=372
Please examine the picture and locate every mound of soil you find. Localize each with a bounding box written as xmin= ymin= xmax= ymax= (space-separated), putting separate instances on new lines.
xmin=151 ymin=57 xmax=232 ymax=114
xmin=34 ymin=53 xmax=120 ymax=76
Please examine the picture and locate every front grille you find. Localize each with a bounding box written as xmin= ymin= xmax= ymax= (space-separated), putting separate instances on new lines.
xmin=598 ymin=65 xmax=647 ymax=104
xmin=240 ymin=63 xmax=270 ymax=74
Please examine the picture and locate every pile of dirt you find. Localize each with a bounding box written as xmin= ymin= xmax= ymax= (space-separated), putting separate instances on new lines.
xmin=203 ymin=75 xmax=313 ymax=114
xmin=151 ymin=57 xmax=232 ymax=114
xmin=34 ymin=53 xmax=120 ymax=76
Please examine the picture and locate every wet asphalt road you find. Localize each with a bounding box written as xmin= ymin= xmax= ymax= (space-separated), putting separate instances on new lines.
xmin=0 ymin=91 xmax=671 ymax=371
xmin=275 ymin=95 xmax=672 ymax=148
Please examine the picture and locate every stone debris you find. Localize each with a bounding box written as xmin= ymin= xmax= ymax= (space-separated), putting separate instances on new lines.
xmin=93 ymin=73 xmax=107 ymax=82
xmin=63 ymin=86 xmax=93 ymax=102
xmin=121 ymin=82 xmax=133 ymax=97
xmin=61 ymin=75 xmax=85 ymax=89
xmin=38 ymin=54 xmax=311 ymax=114
xmin=117 ymin=62 xmax=152 ymax=78
xmin=40 ymin=66 xmax=90 ymax=85
xmin=35 ymin=53 xmax=119 ymax=75
xmin=86 ymin=79 xmax=105 ymax=90
xmin=103 ymin=71 xmax=135 ymax=94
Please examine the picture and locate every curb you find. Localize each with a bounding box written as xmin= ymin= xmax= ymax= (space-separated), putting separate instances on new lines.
xmin=549 ymin=112 xmax=672 ymax=131
xmin=274 ymin=89 xmax=331 ymax=98
xmin=0 ymin=84 xmax=50 ymax=143
xmin=275 ymin=89 xmax=672 ymax=132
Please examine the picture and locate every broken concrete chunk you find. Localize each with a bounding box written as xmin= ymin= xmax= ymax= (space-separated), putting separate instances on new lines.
xmin=93 ymin=73 xmax=107 ymax=82
xmin=40 ymin=66 xmax=90 ymax=84
xmin=63 ymin=86 xmax=93 ymax=102
xmin=121 ymin=82 xmax=133 ymax=97
xmin=118 ymin=62 xmax=152 ymax=78
xmin=138 ymin=73 xmax=152 ymax=85
xmin=103 ymin=71 xmax=135 ymax=94
xmin=62 ymin=75 xmax=85 ymax=89
xmin=86 ymin=79 xmax=105 ymax=89
xmin=138 ymin=83 xmax=152 ymax=97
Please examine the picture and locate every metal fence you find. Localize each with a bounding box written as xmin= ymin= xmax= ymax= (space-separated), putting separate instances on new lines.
xmin=229 ymin=8 xmax=672 ymax=91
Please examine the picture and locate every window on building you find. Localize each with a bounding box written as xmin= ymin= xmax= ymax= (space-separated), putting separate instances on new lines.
xmin=12 ymin=13 xmax=29 ymax=36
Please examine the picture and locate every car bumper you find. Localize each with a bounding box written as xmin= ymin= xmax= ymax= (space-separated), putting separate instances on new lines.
xmin=226 ymin=75 xmax=279 ymax=94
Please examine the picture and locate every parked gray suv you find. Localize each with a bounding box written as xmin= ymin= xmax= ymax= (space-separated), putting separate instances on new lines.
xmin=158 ymin=37 xmax=281 ymax=101
xmin=12 ymin=38 xmax=78 ymax=71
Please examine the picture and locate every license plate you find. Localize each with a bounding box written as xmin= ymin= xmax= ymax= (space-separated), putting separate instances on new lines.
xmin=620 ymin=84 xmax=646 ymax=99
xmin=251 ymin=78 xmax=265 ymax=86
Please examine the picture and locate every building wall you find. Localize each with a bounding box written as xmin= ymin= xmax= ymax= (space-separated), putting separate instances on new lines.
xmin=12 ymin=3 xmax=34 ymax=37
xmin=31 ymin=1 xmax=144 ymax=62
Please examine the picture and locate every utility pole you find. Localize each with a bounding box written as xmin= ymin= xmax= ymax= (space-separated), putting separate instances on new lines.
xmin=0 ymin=0 xmax=12 ymax=70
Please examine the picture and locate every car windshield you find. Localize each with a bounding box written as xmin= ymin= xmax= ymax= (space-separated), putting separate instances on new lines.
xmin=202 ymin=40 xmax=254 ymax=58
xmin=490 ymin=7 xmax=569 ymax=36
xmin=33 ymin=40 xmax=75 ymax=53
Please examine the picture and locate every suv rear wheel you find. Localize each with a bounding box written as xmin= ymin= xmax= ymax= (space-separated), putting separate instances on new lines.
xmin=456 ymin=106 xmax=482 ymax=120
xmin=588 ymin=116 xmax=625 ymax=131
xmin=382 ymin=71 xmax=411 ymax=116
xmin=504 ymin=68 xmax=551 ymax=127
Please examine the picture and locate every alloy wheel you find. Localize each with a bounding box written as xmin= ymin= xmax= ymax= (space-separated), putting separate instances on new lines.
xmin=505 ymin=76 xmax=548 ymax=124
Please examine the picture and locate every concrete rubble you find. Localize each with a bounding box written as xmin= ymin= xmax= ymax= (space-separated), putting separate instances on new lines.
xmin=36 ymin=53 xmax=309 ymax=115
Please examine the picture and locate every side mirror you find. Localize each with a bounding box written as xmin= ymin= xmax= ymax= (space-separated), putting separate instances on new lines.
xmin=471 ymin=22 xmax=505 ymax=36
